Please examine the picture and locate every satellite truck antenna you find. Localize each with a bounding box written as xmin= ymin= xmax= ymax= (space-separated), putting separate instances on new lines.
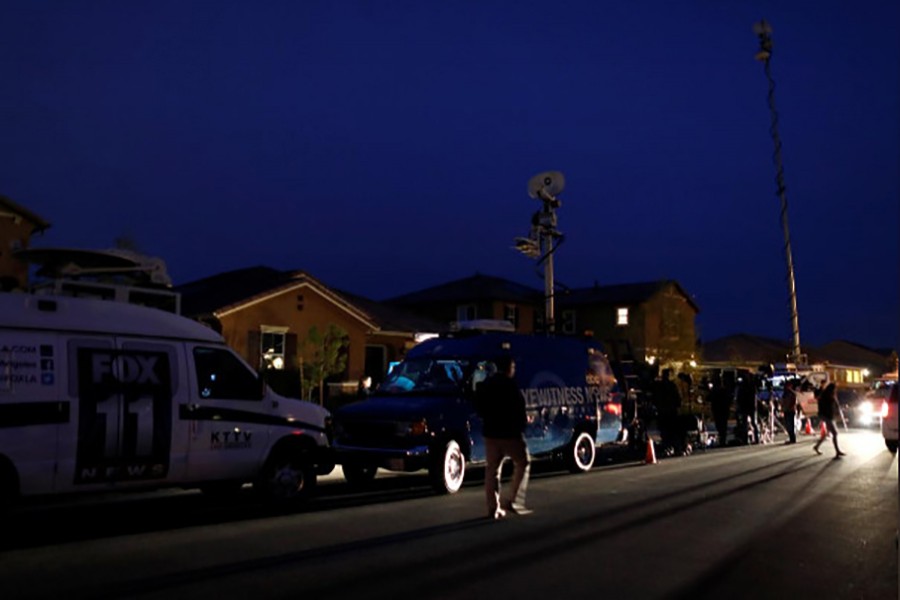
xmin=520 ymin=171 xmax=565 ymax=334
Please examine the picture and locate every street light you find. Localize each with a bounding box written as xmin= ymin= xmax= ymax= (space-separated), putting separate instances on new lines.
xmin=513 ymin=171 xmax=565 ymax=334
xmin=754 ymin=19 xmax=803 ymax=366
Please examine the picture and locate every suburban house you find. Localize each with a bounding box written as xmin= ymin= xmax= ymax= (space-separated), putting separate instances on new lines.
xmin=387 ymin=274 xmax=701 ymax=368
xmin=176 ymin=266 xmax=443 ymax=402
xmin=555 ymin=280 xmax=700 ymax=366
xmin=387 ymin=273 xmax=542 ymax=333
xmin=701 ymin=333 xmax=899 ymax=393
xmin=0 ymin=195 xmax=50 ymax=291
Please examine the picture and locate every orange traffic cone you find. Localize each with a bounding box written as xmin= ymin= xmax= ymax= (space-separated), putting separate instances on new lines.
xmin=804 ymin=419 xmax=813 ymax=435
xmin=819 ymin=421 xmax=828 ymax=438
xmin=645 ymin=439 xmax=657 ymax=465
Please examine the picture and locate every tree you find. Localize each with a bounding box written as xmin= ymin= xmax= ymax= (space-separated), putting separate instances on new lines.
xmin=299 ymin=324 xmax=349 ymax=405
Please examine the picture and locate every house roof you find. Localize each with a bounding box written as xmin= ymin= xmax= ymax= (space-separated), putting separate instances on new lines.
xmin=557 ymin=280 xmax=700 ymax=313
xmin=701 ymin=333 xmax=795 ymax=365
xmin=386 ymin=273 xmax=543 ymax=306
xmin=702 ymin=333 xmax=897 ymax=373
xmin=333 ymin=289 xmax=445 ymax=334
xmin=0 ymin=195 xmax=51 ymax=233
xmin=176 ymin=266 xmax=438 ymax=335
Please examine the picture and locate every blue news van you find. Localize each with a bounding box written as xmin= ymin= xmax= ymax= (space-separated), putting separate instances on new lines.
xmin=332 ymin=328 xmax=622 ymax=493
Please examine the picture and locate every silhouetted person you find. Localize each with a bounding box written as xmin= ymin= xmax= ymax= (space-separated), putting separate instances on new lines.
xmin=813 ymin=383 xmax=845 ymax=457
xmin=735 ymin=372 xmax=758 ymax=444
xmin=653 ymin=369 xmax=682 ymax=453
xmin=781 ymin=380 xmax=798 ymax=444
xmin=708 ymin=375 xmax=731 ymax=447
xmin=475 ymin=355 xmax=531 ymax=519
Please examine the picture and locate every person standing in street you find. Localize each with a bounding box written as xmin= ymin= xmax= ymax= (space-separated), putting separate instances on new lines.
xmin=735 ymin=371 xmax=759 ymax=444
xmin=475 ymin=355 xmax=531 ymax=519
xmin=813 ymin=382 xmax=845 ymax=457
xmin=708 ymin=374 xmax=731 ymax=448
xmin=781 ymin=380 xmax=798 ymax=444
xmin=653 ymin=369 xmax=683 ymax=454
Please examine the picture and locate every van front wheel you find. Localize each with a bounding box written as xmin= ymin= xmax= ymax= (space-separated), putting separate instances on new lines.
xmin=430 ymin=439 xmax=465 ymax=494
xmin=566 ymin=431 xmax=596 ymax=473
xmin=256 ymin=449 xmax=317 ymax=503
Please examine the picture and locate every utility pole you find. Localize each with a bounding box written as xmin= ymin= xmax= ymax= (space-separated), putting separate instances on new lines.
xmin=754 ymin=20 xmax=803 ymax=365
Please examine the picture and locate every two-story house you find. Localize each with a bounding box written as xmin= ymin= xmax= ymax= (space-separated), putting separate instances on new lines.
xmin=556 ymin=280 xmax=700 ymax=366
xmin=387 ymin=274 xmax=700 ymax=368
xmin=0 ymin=195 xmax=50 ymax=291
xmin=387 ymin=273 xmax=543 ymax=333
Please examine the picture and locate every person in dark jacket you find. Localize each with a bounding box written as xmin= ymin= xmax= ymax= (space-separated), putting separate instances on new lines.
xmin=653 ymin=369 xmax=682 ymax=453
xmin=781 ymin=380 xmax=798 ymax=444
xmin=708 ymin=374 xmax=731 ymax=448
xmin=735 ymin=371 xmax=759 ymax=444
xmin=813 ymin=382 xmax=845 ymax=457
xmin=475 ymin=355 xmax=531 ymax=519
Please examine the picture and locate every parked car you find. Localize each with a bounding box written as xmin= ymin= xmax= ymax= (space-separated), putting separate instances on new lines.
xmin=848 ymin=387 xmax=884 ymax=428
xmin=881 ymin=384 xmax=898 ymax=453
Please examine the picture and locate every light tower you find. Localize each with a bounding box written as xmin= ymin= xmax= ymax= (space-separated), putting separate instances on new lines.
xmin=754 ymin=20 xmax=803 ymax=365
xmin=514 ymin=171 xmax=565 ymax=334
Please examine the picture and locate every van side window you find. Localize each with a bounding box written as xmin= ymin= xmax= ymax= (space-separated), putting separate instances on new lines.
xmin=193 ymin=347 xmax=260 ymax=401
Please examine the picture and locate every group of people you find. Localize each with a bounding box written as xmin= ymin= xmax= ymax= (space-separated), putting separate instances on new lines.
xmin=705 ymin=372 xmax=845 ymax=457
xmin=466 ymin=359 xmax=849 ymax=521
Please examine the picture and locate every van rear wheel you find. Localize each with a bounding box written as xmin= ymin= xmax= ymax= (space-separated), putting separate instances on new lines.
xmin=566 ymin=431 xmax=596 ymax=473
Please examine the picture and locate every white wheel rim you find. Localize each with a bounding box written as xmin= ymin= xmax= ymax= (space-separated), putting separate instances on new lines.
xmin=444 ymin=442 xmax=465 ymax=493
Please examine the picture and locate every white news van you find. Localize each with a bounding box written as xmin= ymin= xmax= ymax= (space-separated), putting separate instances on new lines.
xmin=0 ymin=292 xmax=333 ymax=506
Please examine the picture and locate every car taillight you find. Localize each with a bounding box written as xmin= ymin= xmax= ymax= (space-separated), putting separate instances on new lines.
xmin=882 ymin=401 xmax=890 ymax=418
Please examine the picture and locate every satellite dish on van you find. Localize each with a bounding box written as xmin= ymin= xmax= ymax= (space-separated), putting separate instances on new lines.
xmin=527 ymin=171 xmax=565 ymax=202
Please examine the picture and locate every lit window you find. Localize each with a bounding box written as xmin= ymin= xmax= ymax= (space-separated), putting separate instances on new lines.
xmin=616 ymin=307 xmax=629 ymax=326
xmin=261 ymin=326 xmax=288 ymax=370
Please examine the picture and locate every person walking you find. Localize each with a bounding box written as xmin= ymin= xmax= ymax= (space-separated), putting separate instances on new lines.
xmin=781 ymin=380 xmax=798 ymax=444
xmin=813 ymin=382 xmax=845 ymax=457
xmin=475 ymin=355 xmax=531 ymax=519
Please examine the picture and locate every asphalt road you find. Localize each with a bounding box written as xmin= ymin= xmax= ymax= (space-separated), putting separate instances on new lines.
xmin=0 ymin=429 xmax=896 ymax=600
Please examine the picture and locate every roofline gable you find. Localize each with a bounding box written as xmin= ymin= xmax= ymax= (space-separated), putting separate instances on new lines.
xmin=214 ymin=274 xmax=379 ymax=330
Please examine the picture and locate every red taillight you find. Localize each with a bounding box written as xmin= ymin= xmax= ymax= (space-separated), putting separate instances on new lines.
xmin=882 ymin=401 xmax=891 ymax=418
xmin=604 ymin=403 xmax=623 ymax=416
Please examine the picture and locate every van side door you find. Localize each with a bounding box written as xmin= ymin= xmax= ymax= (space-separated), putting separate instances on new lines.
xmin=182 ymin=345 xmax=270 ymax=484
xmin=56 ymin=338 xmax=180 ymax=492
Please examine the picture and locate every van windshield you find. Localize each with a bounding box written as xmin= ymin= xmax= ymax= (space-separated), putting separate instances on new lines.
xmin=377 ymin=358 xmax=469 ymax=395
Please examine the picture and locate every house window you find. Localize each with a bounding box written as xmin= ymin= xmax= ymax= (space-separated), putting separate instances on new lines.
xmin=561 ymin=310 xmax=576 ymax=334
xmin=504 ymin=304 xmax=518 ymax=328
xmin=456 ymin=304 xmax=477 ymax=322
xmin=616 ymin=307 xmax=629 ymax=326
xmin=260 ymin=325 xmax=289 ymax=370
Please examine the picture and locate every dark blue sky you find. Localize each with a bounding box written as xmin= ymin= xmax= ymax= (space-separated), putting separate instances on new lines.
xmin=2 ymin=1 xmax=897 ymax=351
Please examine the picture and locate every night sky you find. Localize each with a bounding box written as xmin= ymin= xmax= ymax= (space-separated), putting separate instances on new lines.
xmin=2 ymin=1 xmax=897 ymax=351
